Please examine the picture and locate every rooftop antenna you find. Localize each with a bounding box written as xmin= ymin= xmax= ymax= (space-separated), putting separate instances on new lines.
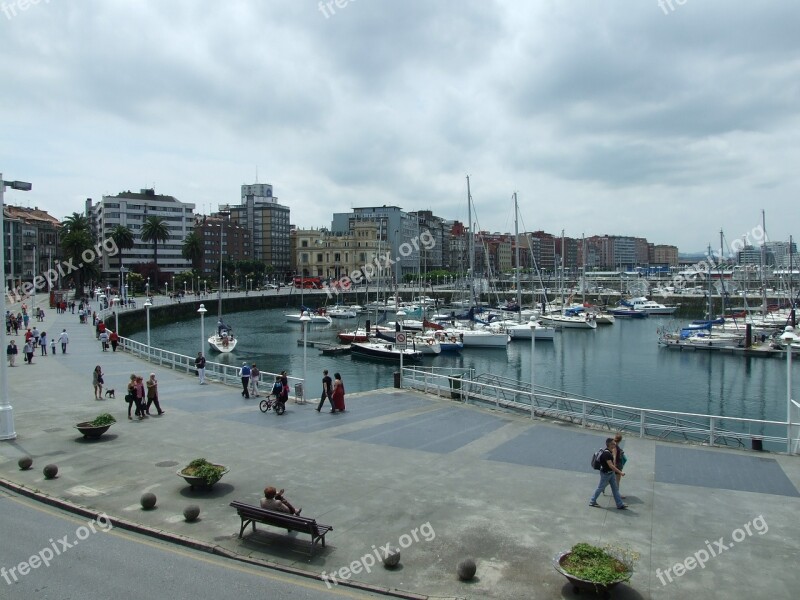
xmin=255 ymin=166 xmax=259 ymax=183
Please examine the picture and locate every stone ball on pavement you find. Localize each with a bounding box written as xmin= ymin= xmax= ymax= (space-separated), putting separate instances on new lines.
xmin=43 ymin=464 xmax=58 ymax=479
xmin=183 ymin=505 xmax=201 ymax=522
xmin=457 ymin=558 xmax=477 ymax=581
xmin=382 ymin=547 xmax=401 ymax=568
xmin=18 ymin=456 xmax=33 ymax=470
xmin=140 ymin=492 xmax=157 ymax=510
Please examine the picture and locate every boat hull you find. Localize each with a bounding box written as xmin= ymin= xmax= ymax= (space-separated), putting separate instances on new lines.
xmin=350 ymin=342 xmax=423 ymax=362
xmin=208 ymin=334 xmax=237 ymax=353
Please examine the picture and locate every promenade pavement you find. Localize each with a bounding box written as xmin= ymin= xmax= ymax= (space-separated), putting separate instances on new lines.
xmin=2 ymin=300 xmax=800 ymax=599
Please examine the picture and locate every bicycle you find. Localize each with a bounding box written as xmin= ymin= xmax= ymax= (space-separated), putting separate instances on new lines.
xmin=259 ymin=394 xmax=286 ymax=415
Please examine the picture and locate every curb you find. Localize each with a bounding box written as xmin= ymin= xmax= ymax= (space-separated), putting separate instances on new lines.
xmin=0 ymin=477 xmax=428 ymax=600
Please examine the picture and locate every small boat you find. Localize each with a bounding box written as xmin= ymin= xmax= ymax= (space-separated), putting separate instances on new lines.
xmin=540 ymin=312 xmax=598 ymax=329
xmin=208 ymin=322 xmax=237 ymax=353
xmin=431 ymin=330 xmax=464 ymax=352
xmin=609 ymin=307 xmax=649 ymax=319
xmin=328 ymin=306 xmax=359 ymax=319
xmin=286 ymin=308 xmax=333 ymax=324
xmin=628 ymin=297 xmax=678 ymax=315
xmin=506 ymin=319 xmax=556 ymax=341
xmin=350 ymin=341 xmax=423 ymax=362
xmin=442 ymin=327 xmax=510 ymax=347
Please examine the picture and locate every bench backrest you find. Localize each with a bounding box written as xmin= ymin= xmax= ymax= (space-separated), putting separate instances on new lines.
xmin=230 ymin=501 xmax=318 ymax=534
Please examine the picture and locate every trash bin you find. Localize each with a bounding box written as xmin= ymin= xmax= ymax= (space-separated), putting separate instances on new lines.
xmin=294 ymin=383 xmax=304 ymax=403
xmin=393 ymin=372 xmax=401 ymax=388
xmin=752 ymin=437 xmax=763 ymax=451
xmin=449 ymin=375 xmax=463 ymax=399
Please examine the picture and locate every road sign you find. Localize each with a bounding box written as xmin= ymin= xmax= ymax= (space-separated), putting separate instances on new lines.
xmin=396 ymin=332 xmax=407 ymax=348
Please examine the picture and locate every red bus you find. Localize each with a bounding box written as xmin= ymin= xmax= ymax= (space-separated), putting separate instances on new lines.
xmin=293 ymin=276 xmax=322 ymax=289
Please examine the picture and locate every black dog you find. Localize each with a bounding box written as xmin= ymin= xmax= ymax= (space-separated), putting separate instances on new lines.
xmin=104 ymin=389 xmax=115 ymax=399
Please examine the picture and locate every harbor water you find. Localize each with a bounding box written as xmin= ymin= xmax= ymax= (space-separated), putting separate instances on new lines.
xmin=129 ymin=308 xmax=796 ymax=425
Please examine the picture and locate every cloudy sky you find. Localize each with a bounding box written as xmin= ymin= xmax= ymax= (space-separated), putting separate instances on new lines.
xmin=1 ymin=0 xmax=798 ymax=253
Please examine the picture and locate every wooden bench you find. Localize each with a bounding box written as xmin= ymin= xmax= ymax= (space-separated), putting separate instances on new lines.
xmin=229 ymin=501 xmax=332 ymax=556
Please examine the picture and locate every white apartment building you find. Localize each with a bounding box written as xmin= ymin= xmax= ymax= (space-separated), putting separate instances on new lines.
xmin=86 ymin=188 xmax=195 ymax=281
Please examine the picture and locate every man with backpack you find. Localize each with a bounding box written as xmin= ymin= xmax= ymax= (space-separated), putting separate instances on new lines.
xmin=589 ymin=438 xmax=627 ymax=510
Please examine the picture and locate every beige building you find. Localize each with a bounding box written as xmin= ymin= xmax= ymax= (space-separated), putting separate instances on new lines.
xmin=653 ymin=244 xmax=679 ymax=266
xmin=294 ymin=222 xmax=385 ymax=285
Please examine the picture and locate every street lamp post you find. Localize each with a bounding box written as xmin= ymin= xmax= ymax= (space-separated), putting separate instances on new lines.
xmin=780 ymin=326 xmax=798 ymax=453
xmin=396 ymin=309 xmax=406 ymax=388
xmin=146 ymin=277 xmax=150 ymax=299
xmin=144 ymin=298 xmax=152 ymax=358
xmin=0 ymin=175 xmax=32 ymax=441
xmin=300 ymin=312 xmax=311 ymax=404
xmin=31 ymin=244 xmax=37 ymax=313
xmin=529 ymin=319 xmax=537 ymax=418
xmin=198 ymin=304 xmax=207 ymax=356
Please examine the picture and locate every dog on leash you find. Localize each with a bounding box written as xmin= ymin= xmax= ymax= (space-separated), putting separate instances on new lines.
xmin=104 ymin=389 xmax=115 ymax=399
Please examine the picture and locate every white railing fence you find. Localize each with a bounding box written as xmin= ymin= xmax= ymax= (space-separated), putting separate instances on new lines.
xmin=403 ymin=367 xmax=798 ymax=453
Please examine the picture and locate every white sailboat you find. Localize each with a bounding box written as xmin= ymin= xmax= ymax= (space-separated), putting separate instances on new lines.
xmin=208 ymin=224 xmax=237 ymax=353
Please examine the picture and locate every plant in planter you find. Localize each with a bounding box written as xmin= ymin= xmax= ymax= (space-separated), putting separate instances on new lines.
xmin=76 ymin=413 xmax=117 ymax=438
xmin=554 ymin=542 xmax=638 ymax=598
xmin=177 ymin=458 xmax=229 ymax=490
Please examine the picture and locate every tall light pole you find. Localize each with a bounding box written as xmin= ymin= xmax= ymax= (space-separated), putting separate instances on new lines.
xmin=144 ymin=298 xmax=152 ymax=357
xmin=198 ymin=303 xmax=207 ymax=356
xmin=781 ymin=326 xmax=798 ymax=453
xmin=146 ymin=276 xmax=150 ymax=298
xmin=300 ymin=312 xmax=311 ymax=403
xmin=1 ymin=175 xmax=32 ymax=441
xmin=396 ymin=309 xmax=406 ymax=388
xmin=529 ymin=319 xmax=537 ymax=418
xmin=31 ymin=243 xmax=36 ymax=313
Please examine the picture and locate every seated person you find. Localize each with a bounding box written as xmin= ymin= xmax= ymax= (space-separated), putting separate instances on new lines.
xmin=260 ymin=486 xmax=301 ymax=515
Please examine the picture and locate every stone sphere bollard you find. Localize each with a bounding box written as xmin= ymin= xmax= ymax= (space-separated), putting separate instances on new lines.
xmin=382 ymin=547 xmax=401 ymax=568
xmin=183 ymin=505 xmax=201 ymax=522
xmin=18 ymin=456 xmax=33 ymax=470
xmin=457 ymin=558 xmax=477 ymax=581
xmin=140 ymin=492 xmax=157 ymax=510
xmin=43 ymin=464 xmax=58 ymax=479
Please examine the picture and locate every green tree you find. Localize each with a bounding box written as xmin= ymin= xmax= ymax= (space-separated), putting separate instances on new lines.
xmin=140 ymin=216 xmax=170 ymax=287
xmin=109 ymin=224 xmax=135 ymax=270
xmin=181 ymin=231 xmax=203 ymax=271
xmin=60 ymin=212 xmax=98 ymax=294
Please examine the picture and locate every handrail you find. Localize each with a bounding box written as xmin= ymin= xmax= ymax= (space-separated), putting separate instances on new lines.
xmin=402 ymin=367 xmax=797 ymax=453
xmin=116 ymin=336 xmax=304 ymax=398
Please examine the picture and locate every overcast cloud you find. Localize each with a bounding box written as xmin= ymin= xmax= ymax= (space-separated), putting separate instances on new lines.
xmin=1 ymin=0 xmax=798 ymax=253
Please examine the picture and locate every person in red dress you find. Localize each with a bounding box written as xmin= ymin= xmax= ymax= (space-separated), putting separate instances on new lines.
xmin=330 ymin=372 xmax=345 ymax=413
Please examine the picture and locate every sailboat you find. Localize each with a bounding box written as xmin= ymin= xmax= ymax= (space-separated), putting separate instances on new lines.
xmin=285 ymin=273 xmax=332 ymax=324
xmin=208 ymin=223 xmax=238 ymax=353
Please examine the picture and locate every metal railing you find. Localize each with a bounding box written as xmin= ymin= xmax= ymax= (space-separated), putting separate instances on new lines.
xmin=402 ymin=367 xmax=799 ymax=453
xmin=116 ymin=336 xmax=304 ymax=400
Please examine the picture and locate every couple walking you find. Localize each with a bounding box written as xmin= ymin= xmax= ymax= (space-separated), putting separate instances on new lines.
xmin=316 ymin=369 xmax=345 ymax=413
xmin=126 ymin=373 xmax=165 ymax=420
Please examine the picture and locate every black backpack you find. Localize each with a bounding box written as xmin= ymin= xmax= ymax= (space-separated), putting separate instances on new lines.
xmin=591 ymin=448 xmax=606 ymax=470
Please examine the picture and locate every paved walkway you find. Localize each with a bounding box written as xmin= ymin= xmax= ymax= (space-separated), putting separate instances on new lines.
xmin=2 ymin=300 xmax=800 ymax=599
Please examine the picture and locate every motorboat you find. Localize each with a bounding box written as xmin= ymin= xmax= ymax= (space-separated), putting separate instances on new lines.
xmin=628 ymin=297 xmax=678 ymax=315
xmin=286 ymin=309 xmax=333 ymax=324
xmin=328 ymin=306 xmax=359 ymax=319
xmin=609 ymin=307 xmax=649 ymax=319
xmin=506 ymin=318 xmax=556 ymax=341
xmin=539 ymin=312 xmax=598 ymax=329
xmin=350 ymin=341 xmax=423 ymax=362
xmin=208 ymin=322 xmax=237 ymax=353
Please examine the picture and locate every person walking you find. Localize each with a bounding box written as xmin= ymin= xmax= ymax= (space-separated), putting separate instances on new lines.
xmin=31 ymin=326 xmax=40 ymax=348
xmin=240 ymin=362 xmax=251 ymax=398
xmin=330 ymin=372 xmax=346 ymax=413
xmin=126 ymin=374 xmax=140 ymax=420
xmin=589 ymin=438 xmax=627 ymax=510
xmin=145 ymin=373 xmax=165 ymax=416
xmin=316 ymin=369 xmax=333 ymax=412
xmin=23 ymin=340 xmax=34 ymax=365
xmin=49 ymin=336 xmax=56 ymax=356
xmin=99 ymin=329 xmax=110 ymax=351
xmin=613 ymin=432 xmax=627 ymax=498
xmin=195 ymin=352 xmax=206 ymax=385
xmin=39 ymin=331 xmax=48 ymax=355
xmin=109 ymin=330 xmax=119 ymax=352
xmin=6 ymin=340 xmax=18 ymax=367
xmin=92 ymin=365 xmax=104 ymax=399
xmin=249 ymin=363 xmax=260 ymax=397
xmin=58 ymin=329 xmax=69 ymax=354
xmin=134 ymin=375 xmax=147 ymax=419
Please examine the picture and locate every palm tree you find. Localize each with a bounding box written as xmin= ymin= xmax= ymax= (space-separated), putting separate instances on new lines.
xmin=140 ymin=216 xmax=170 ymax=288
xmin=60 ymin=212 xmax=96 ymax=294
xmin=182 ymin=231 xmax=203 ymax=272
xmin=109 ymin=224 xmax=135 ymax=275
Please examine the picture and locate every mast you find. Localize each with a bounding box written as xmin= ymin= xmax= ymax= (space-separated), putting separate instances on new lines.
xmin=467 ymin=176 xmax=475 ymax=307
xmin=560 ymin=229 xmax=565 ymax=314
xmin=719 ymin=229 xmax=726 ymax=316
xmin=760 ymin=209 xmax=768 ymax=314
xmin=514 ymin=193 xmax=521 ymax=324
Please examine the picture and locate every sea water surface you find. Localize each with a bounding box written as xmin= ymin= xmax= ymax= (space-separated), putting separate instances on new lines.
xmin=130 ymin=308 xmax=795 ymax=424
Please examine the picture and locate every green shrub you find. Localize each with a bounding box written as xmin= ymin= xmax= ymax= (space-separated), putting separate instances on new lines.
xmin=183 ymin=458 xmax=225 ymax=486
xmin=90 ymin=413 xmax=117 ymax=427
xmin=562 ymin=543 xmax=638 ymax=585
